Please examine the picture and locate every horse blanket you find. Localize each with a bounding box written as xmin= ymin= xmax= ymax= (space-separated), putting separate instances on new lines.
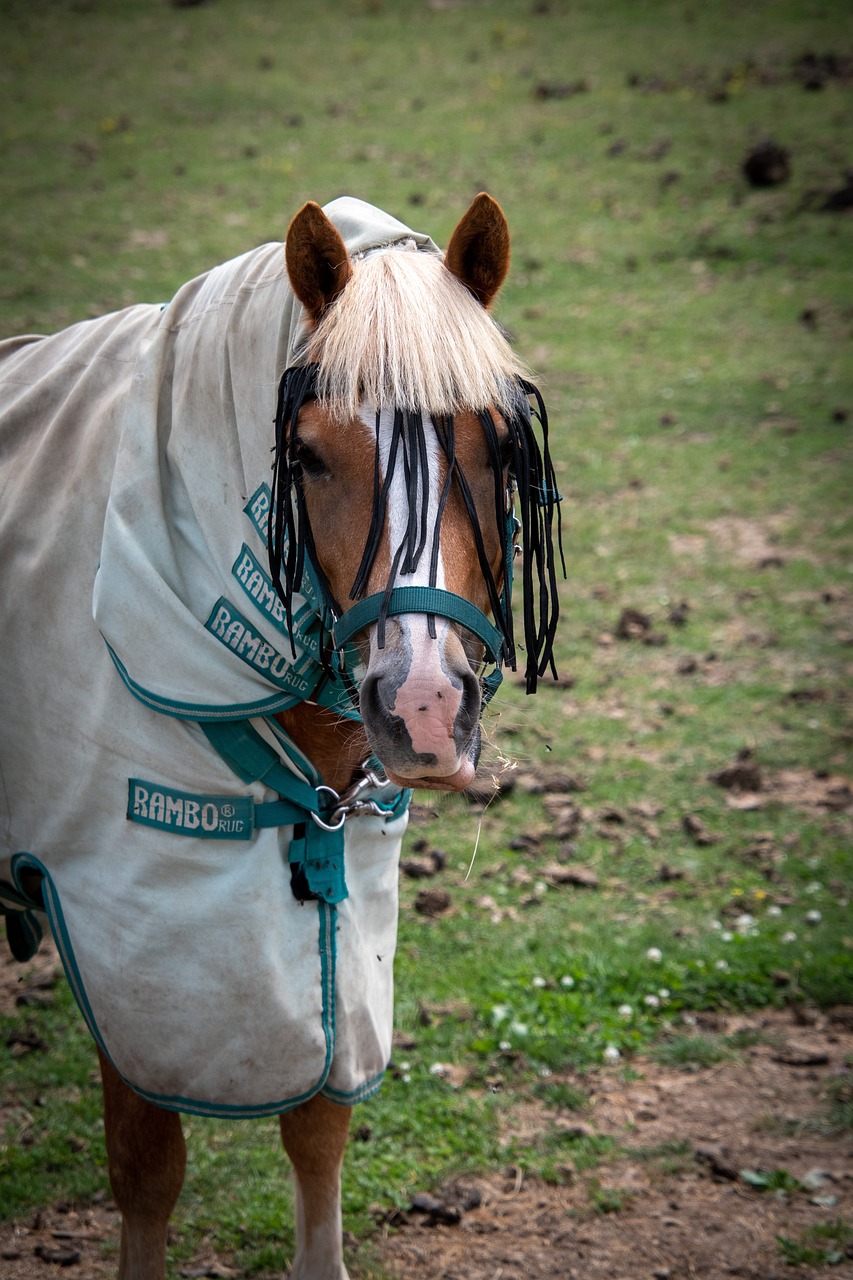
xmin=0 ymin=199 xmax=439 ymax=1117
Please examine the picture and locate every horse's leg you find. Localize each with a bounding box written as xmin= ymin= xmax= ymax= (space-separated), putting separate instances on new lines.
xmin=98 ymin=1048 xmax=186 ymax=1280
xmin=279 ymin=1095 xmax=352 ymax=1280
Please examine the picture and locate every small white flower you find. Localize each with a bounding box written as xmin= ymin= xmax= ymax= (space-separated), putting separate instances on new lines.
xmin=714 ymin=959 xmax=729 ymax=971
xmin=721 ymin=931 xmax=734 ymax=942
xmin=767 ymin=905 xmax=782 ymax=917
xmin=560 ymin=974 xmax=575 ymax=988
xmin=539 ymin=1066 xmax=552 ymax=1078
xmin=782 ymin=931 xmax=797 ymax=943
xmin=644 ymin=994 xmax=660 ymax=1008
xmin=618 ymin=1003 xmax=633 ymax=1019
xmin=735 ymin=913 xmax=754 ymax=932
xmin=429 ymin=1062 xmax=448 ymax=1077
xmin=491 ymin=1003 xmax=510 ymax=1024
xmin=402 ymin=1073 xmax=411 ymax=1083
xmin=805 ymin=909 xmax=822 ymax=925
xmin=805 ymin=881 xmax=822 ymax=895
xmin=658 ymin=988 xmax=670 ymax=999
xmin=499 ymin=1039 xmax=511 ymax=1052
xmin=603 ymin=1045 xmax=621 ymax=1062
xmin=646 ymin=947 xmax=663 ymax=963
xmin=710 ymin=920 xmax=722 ymax=931
xmin=510 ymin=1021 xmax=529 ymax=1037
xmin=532 ymin=975 xmax=547 ymax=988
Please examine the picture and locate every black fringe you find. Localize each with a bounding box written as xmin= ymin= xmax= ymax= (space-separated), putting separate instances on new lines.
xmin=267 ymin=365 xmax=562 ymax=693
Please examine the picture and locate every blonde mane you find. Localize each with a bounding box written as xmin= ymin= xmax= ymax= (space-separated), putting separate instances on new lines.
xmin=305 ymin=246 xmax=530 ymax=419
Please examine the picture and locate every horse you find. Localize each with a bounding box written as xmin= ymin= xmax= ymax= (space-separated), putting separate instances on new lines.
xmin=0 ymin=192 xmax=560 ymax=1279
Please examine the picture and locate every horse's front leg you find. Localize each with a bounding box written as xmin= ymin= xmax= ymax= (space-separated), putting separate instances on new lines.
xmin=280 ymin=1094 xmax=352 ymax=1280
xmin=98 ymin=1048 xmax=187 ymax=1280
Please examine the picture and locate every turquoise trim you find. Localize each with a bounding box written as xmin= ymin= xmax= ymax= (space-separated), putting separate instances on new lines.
xmin=104 ymin=640 xmax=301 ymax=721
xmin=7 ymin=856 xmax=368 ymax=1119
xmin=320 ymin=901 xmax=336 ymax=1094
xmin=322 ymin=1068 xmax=387 ymax=1106
xmin=13 ymin=854 xmax=105 ymax=1055
xmin=331 ymin=586 xmax=504 ymax=662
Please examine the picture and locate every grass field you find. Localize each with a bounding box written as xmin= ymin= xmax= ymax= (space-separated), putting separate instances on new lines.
xmin=1 ymin=0 xmax=851 ymax=1275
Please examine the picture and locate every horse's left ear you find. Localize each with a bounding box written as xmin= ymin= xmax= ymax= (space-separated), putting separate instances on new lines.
xmin=286 ymin=202 xmax=353 ymax=321
xmin=444 ymin=193 xmax=511 ymax=310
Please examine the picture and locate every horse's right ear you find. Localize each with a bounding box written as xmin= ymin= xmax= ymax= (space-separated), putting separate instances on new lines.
xmin=444 ymin=192 xmax=511 ymax=310
xmin=285 ymin=202 xmax=353 ymax=321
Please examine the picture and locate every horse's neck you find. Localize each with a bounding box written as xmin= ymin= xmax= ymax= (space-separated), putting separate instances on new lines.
xmin=275 ymin=704 xmax=370 ymax=794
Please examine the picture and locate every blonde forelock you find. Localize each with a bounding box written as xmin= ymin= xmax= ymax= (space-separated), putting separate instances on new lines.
xmin=304 ymin=247 xmax=529 ymax=419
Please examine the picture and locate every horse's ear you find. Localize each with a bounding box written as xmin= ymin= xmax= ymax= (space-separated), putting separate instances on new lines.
xmin=285 ymin=202 xmax=353 ymax=321
xmin=444 ymin=192 xmax=511 ymax=310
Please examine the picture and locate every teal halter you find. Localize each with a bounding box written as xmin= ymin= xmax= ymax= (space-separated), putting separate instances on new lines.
xmin=331 ymin=586 xmax=503 ymax=662
xmin=328 ymin=495 xmax=520 ymax=705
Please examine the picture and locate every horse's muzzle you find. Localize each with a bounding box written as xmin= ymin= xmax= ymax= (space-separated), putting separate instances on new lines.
xmin=359 ymin=630 xmax=482 ymax=791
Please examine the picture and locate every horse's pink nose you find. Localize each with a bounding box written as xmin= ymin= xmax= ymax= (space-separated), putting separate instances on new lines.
xmin=359 ymin=653 xmax=481 ymax=782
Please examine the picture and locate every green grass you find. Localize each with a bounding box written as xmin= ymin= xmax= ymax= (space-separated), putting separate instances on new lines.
xmin=1 ymin=0 xmax=852 ymax=1274
xmin=777 ymin=1220 xmax=853 ymax=1268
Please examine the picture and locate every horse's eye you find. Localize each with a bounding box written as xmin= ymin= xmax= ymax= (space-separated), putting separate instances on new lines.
xmin=294 ymin=439 xmax=328 ymax=479
xmin=499 ymin=433 xmax=515 ymax=469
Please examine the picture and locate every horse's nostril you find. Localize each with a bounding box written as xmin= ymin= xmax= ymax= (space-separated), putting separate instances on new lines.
xmin=358 ymin=672 xmax=384 ymax=721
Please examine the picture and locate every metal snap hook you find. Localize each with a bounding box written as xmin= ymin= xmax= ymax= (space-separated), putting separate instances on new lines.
xmin=309 ymin=784 xmax=347 ymax=832
xmin=308 ymin=762 xmax=393 ymax=831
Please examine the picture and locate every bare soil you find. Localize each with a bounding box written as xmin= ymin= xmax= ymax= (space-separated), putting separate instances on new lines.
xmin=376 ymin=1007 xmax=853 ymax=1280
xmin=2 ymin=932 xmax=851 ymax=1280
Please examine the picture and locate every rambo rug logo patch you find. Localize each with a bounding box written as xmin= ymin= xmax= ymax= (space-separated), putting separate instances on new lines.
xmin=127 ymin=779 xmax=255 ymax=839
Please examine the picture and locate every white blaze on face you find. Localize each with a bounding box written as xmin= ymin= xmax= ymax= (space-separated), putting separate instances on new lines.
xmin=359 ymin=405 xmax=468 ymax=773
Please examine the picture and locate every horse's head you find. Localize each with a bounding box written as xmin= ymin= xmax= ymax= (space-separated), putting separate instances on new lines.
xmin=270 ymin=195 xmax=561 ymax=791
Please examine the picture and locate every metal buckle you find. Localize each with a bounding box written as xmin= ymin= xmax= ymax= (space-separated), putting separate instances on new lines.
xmin=308 ymin=761 xmax=391 ymax=831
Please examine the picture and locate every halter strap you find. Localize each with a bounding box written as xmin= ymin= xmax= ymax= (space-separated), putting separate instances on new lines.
xmin=330 ymin=585 xmax=505 ymax=663
xmin=200 ymin=719 xmax=409 ymax=904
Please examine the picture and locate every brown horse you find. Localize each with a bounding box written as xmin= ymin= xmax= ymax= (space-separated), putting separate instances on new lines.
xmin=0 ymin=193 xmax=560 ymax=1279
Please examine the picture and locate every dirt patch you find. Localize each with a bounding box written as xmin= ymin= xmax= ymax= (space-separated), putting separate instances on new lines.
xmin=378 ymin=1008 xmax=853 ymax=1280
xmin=0 ymin=935 xmax=62 ymax=1018
xmin=2 ymin=984 xmax=851 ymax=1278
xmin=670 ymin=515 xmax=817 ymax=569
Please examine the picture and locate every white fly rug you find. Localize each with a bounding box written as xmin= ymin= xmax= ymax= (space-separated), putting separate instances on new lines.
xmin=0 ymin=199 xmax=438 ymax=1117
